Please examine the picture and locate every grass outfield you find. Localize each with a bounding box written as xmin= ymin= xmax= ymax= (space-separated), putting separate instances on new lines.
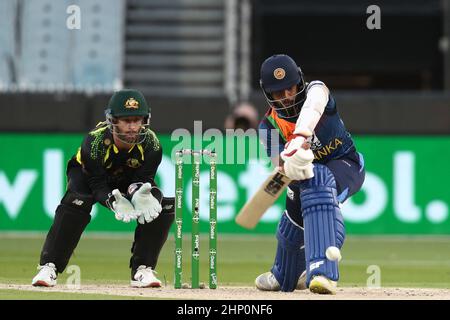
xmin=0 ymin=289 xmax=149 ymax=300
xmin=1 ymin=234 xmax=450 ymax=299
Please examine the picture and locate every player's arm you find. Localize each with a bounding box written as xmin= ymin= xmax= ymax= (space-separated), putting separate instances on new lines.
xmin=294 ymin=81 xmax=329 ymax=137
xmin=132 ymin=150 xmax=161 ymax=183
xmin=281 ymin=81 xmax=329 ymax=180
xmin=78 ymin=137 xmax=113 ymax=208
xmin=130 ymin=146 xmax=163 ymax=202
xmin=78 ymin=137 xmax=136 ymax=222
xmin=129 ymin=140 xmax=163 ymax=224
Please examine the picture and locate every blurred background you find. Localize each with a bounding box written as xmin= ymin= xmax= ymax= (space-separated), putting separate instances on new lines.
xmin=0 ymin=0 xmax=449 ymax=234
xmin=1 ymin=0 xmax=449 ymax=133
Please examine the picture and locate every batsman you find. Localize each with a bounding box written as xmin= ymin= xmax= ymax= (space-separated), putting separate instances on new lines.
xmin=255 ymin=54 xmax=365 ymax=294
xmin=32 ymin=89 xmax=174 ymax=288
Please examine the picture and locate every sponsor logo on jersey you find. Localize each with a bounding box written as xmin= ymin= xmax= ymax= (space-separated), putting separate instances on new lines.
xmin=313 ymin=138 xmax=343 ymax=161
xmin=307 ymin=133 xmax=323 ymax=151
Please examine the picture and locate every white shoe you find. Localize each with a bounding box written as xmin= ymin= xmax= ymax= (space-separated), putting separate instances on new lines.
xmin=255 ymin=272 xmax=280 ymax=291
xmin=255 ymin=270 xmax=307 ymax=291
xmin=296 ymin=271 xmax=307 ymax=290
xmin=130 ymin=265 xmax=162 ymax=288
xmin=309 ymin=275 xmax=337 ymax=295
xmin=32 ymin=263 xmax=57 ymax=287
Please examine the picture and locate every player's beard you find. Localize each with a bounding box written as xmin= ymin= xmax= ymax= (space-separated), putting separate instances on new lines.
xmin=264 ymin=86 xmax=306 ymax=119
xmin=114 ymin=126 xmax=140 ymax=144
xmin=275 ymin=96 xmax=299 ymax=118
xmin=281 ymin=97 xmax=295 ymax=107
xmin=123 ymin=130 xmax=139 ymax=144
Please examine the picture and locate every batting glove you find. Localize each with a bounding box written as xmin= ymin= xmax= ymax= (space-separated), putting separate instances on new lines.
xmin=280 ymin=135 xmax=315 ymax=181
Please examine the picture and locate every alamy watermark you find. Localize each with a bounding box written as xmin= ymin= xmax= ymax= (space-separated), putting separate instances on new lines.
xmin=66 ymin=5 xmax=81 ymax=30
xmin=366 ymin=265 xmax=381 ymax=289
xmin=65 ymin=264 xmax=81 ymax=289
xmin=366 ymin=5 xmax=381 ymax=30
xmin=170 ymin=121 xmax=283 ymax=168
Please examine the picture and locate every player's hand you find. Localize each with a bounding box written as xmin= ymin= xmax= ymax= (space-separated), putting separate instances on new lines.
xmin=131 ymin=183 xmax=162 ymax=224
xmin=111 ymin=189 xmax=138 ymax=223
xmin=280 ymin=135 xmax=315 ymax=181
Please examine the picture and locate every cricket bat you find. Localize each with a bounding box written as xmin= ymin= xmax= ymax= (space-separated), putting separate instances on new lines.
xmin=235 ymin=168 xmax=292 ymax=229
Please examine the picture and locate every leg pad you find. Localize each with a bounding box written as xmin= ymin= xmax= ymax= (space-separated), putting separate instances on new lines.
xmin=271 ymin=212 xmax=306 ymax=292
xmin=300 ymin=165 xmax=345 ymax=286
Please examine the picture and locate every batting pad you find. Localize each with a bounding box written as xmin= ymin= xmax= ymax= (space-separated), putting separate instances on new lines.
xmin=271 ymin=212 xmax=306 ymax=292
xmin=300 ymin=165 xmax=345 ymax=287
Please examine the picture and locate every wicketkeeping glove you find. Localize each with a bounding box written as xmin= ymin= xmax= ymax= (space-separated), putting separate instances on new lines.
xmin=110 ymin=189 xmax=138 ymax=223
xmin=131 ymin=182 xmax=162 ymax=224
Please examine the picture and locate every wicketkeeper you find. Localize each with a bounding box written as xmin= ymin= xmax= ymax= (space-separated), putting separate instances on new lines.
xmin=32 ymin=89 xmax=174 ymax=288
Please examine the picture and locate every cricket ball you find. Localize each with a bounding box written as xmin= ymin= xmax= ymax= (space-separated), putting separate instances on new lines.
xmin=325 ymin=246 xmax=342 ymax=262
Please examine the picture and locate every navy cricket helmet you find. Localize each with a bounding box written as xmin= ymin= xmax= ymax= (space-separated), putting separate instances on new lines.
xmin=260 ymin=54 xmax=306 ymax=119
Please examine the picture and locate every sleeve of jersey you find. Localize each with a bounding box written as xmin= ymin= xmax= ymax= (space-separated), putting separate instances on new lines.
xmin=294 ymin=80 xmax=330 ymax=136
xmin=132 ymin=144 xmax=163 ymax=187
xmin=259 ymin=120 xmax=284 ymax=160
xmin=79 ymin=137 xmax=112 ymax=207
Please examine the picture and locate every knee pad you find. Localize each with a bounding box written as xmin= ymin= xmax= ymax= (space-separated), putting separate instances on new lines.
xmin=271 ymin=212 xmax=306 ymax=292
xmin=300 ymin=164 xmax=346 ymax=286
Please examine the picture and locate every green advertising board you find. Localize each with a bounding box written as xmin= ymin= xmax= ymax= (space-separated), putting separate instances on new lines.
xmin=0 ymin=134 xmax=449 ymax=234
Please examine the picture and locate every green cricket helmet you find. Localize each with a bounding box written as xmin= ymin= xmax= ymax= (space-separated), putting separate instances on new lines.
xmin=105 ymin=89 xmax=151 ymax=145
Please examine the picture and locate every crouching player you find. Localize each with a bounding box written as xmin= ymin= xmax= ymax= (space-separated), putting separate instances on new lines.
xmin=255 ymin=55 xmax=365 ymax=294
xmin=32 ymin=89 xmax=174 ymax=288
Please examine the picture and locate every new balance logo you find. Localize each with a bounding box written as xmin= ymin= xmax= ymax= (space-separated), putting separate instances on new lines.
xmin=72 ymin=199 xmax=84 ymax=206
xmin=309 ymin=260 xmax=325 ymax=272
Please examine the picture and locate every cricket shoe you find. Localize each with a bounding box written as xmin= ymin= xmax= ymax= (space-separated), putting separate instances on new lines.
xmin=255 ymin=271 xmax=307 ymax=291
xmin=309 ymin=275 xmax=337 ymax=295
xmin=32 ymin=263 xmax=57 ymax=287
xmin=131 ymin=265 xmax=162 ymax=288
